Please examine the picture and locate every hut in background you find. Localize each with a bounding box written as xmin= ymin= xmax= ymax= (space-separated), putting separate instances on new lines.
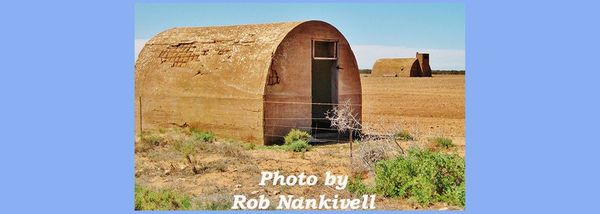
xmin=371 ymin=52 xmax=432 ymax=77
xmin=371 ymin=58 xmax=421 ymax=77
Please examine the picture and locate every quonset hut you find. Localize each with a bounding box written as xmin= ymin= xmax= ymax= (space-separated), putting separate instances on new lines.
xmin=135 ymin=21 xmax=362 ymax=145
xmin=371 ymin=52 xmax=432 ymax=77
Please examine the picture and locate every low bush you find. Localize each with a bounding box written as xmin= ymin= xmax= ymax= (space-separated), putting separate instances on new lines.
xmin=347 ymin=177 xmax=374 ymax=195
xmin=280 ymin=129 xmax=312 ymax=152
xmin=284 ymin=140 xmax=312 ymax=152
xmin=135 ymin=185 xmax=231 ymax=210
xmin=141 ymin=133 xmax=163 ymax=146
xmin=216 ymin=142 xmax=248 ymax=158
xmin=283 ymin=129 xmax=311 ymax=145
xmin=135 ymin=185 xmax=193 ymax=210
xmin=439 ymin=182 xmax=465 ymax=207
xmin=191 ymin=129 xmax=215 ymax=142
xmin=195 ymin=194 xmax=232 ymax=210
xmin=357 ymin=142 xmax=385 ymax=170
xmin=200 ymin=201 xmax=231 ymax=210
xmin=173 ymin=139 xmax=202 ymax=157
xmin=243 ymin=143 xmax=256 ymax=150
xmin=172 ymin=140 xmax=205 ymax=174
xmin=394 ymin=130 xmax=415 ymax=141
xmin=429 ymin=137 xmax=454 ymax=150
xmin=194 ymin=160 xmax=229 ymax=174
xmin=136 ymin=133 xmax=164 ymax=153
xmin=374 ymin=148 xmax=465 ymax=207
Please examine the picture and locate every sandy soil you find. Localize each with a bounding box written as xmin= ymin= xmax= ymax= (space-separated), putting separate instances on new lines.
xmin=134 ymin=74 xmax=465 ymax=210
xmin=362 ymin=74 xmax=465 ymax=145
xmin=135 ymin=139 xmax=459 ymax=210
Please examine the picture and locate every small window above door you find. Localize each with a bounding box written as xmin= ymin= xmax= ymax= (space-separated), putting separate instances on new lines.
xmin=313 ymin=40 xmax=338 ymax=60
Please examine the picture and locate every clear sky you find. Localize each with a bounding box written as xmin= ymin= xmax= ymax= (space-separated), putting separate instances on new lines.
xmin=135 ymin=3 xmax=464 ymax=69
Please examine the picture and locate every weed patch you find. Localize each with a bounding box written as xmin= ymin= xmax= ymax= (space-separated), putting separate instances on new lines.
xmin=283 ymin=129 xmax=311 ymax=145
xmin=280 ymin=129 xmax=312 ymax=152
xmin=429 ymin=137 xmax=454 ymax=150
xmin=136 ymin=133 xmax=164 ymax=152
xmin=216 ymin=142 xmax=248 ymax=158
xmin=394 ymin=130 xmax=415 ymax=141
xmin=135 ymin=185 xmax=231 ymax=210
xmin=135 ymin=185 xmax=193 ymax=210
xmin=284 ymin=140 xmax=311 ymax=152
xmin=374 ymin=148 xmax=465 ymax=207
xmin=195 ymin=193 xmax=232 ymax=210
xmin=347 ymin=177 xmax=375 ymax=195
xmin=191 ymin=129 xmax=215 ymax=142
xmin=173 ymin=140 xmax=203 ymax=157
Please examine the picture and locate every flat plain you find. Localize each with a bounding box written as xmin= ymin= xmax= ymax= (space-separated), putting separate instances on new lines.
xmin=362 ymin=74 xmax=465 ymax=146
xmin=134 ymin=74 xmax=466 ymax=210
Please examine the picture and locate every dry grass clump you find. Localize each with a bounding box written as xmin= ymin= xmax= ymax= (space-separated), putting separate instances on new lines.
xmin=214 ymin=142 xmax=249 ymax=159
xmin=351 ymin=138 xmax=407 ymax=176
xmin=353 ymin=141 xmax=385 ymax=175
xmin=136 ymin=133 xmax=162 ymax=153
xmin=427 ymin=137 xmax=455 ymax=151
xmin=193 ymin=192 xmax=232 ymax=210
xmin=135 ymin=184 xmax=232 ymax=210
xmin=238 ymin=164 xmax=260 ymax=173
xmin=193 ymin=159 xmax=229 ymax=174
xmin=173 ymin=141 xmax=249 ymax=174
xmin=136 ymin=128 xmax=191 ymax=153
xmin=394 ymin=130 xmax=415 ymax=141
xmin=136 ymin=127 xmax=251 ymax=175
xmin=135 ymin=185 xmax=193 ymax=210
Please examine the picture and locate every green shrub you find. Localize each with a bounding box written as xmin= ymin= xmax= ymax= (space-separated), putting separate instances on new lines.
xmin=199 ymin=201 xmax=231 ymax=210
xmin=284 ymin=140 xmax=312 ymax=152
xmin=347 ymin=177 xmax=374 ymax=195
xmin=394 ymin=130 xmax=415 ymax=141
xmin=243 ymin=143 xmax=256 ymax=150
xmin=191 ymin=129 xmax=215 ymax=142
xmin=195 ymin=194 xmax=232 ymax=210
xmin=284 ymin=129 xmax=311 ymax=145
xmin=374 ymin=148 xmax=465 ymax=207
xmin=439 ymin=182 xmax=466 ymax=207
xmin=141 ymin=133 xmax=163 ymax=146
xmin=429 ymin=137 xmax=454 ymax=150
xmin=173 ymin=139 xmax=201 ymax=157
xmin=135 ymin=185 xmax=192 ymax=210
xmin=136 ymin=133 xmax=164 ymax=152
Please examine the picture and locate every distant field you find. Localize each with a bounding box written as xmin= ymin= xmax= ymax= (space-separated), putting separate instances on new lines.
xmin=361 ymin=74 xmax=465 ymax=145
xmin=359 ymin=69 xmax=465 ymax=75
xmin=431 ymin=70 xmax=465 ymax=75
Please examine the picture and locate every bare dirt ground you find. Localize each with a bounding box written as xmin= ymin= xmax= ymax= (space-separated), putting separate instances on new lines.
xmin=361 ymin=74 xmax=465 ymax=147
xmin=134 ymin=74 xmax=465 ymax=210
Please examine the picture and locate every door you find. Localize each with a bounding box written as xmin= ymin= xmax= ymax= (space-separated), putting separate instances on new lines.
xmin=311 ymin=40 xmax=338 ymax=135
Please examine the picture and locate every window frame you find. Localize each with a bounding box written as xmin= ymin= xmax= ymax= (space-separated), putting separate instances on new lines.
xmin=312 ymin=39 xmax=338 ymax=60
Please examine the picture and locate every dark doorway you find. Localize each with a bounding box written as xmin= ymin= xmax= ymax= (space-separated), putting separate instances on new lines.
xmin=311 ymin=40 xmax=338 ymax=140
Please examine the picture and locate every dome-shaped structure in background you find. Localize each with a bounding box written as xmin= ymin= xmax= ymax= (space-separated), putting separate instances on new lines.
xmin=135 ymin=21 xmax=362 ymax=145
xmin=371 ymin=52 xmax=432 ymax=77
xmin=371 ymin=58 xmax=421 ymax=77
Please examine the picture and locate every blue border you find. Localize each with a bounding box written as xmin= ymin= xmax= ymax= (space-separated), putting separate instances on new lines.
xmin=2 ymin=0 xmax=600 ymax=213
